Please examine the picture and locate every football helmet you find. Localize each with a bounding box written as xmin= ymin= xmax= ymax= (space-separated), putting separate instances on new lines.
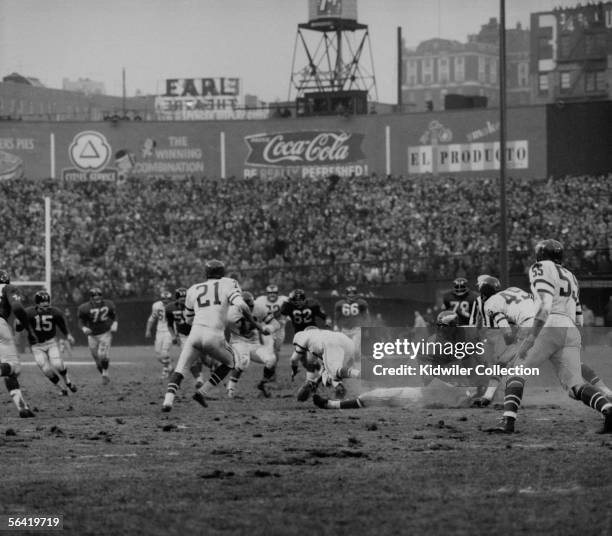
xmin=453 ymin=277 xmax=468 ymax=297
xmin=174 ymin=287 xmax=187 ymax=302
xmin=242 ymin=291 xmax=255 ymax=309
xmin=89 ymin=287 xmax=103 ymax=304
xmin=35 ymin=290 xmax=51 ymax=310
xmin=0 ymin=270 xmax=9 ymax=284
xmin=345 ymin=286 xmax=358 ymax=299
xmin=289 ymin=289 xmax=306 ymax=307
xmin=535 ymin=239 xmax=563 ymax=263
xmin=266 ymin=284 xmax=279 ymax=302
xmin=205 ymin=259 xmax=225 ymax=280
xmin=160 ymin=290 xmax=172 ymax=303
xmin=477 ymin=275 xmax=501 ymax=301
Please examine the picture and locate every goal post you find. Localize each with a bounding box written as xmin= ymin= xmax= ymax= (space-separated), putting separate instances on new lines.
xmin=12 ymin=196 xmax=52 ymax=296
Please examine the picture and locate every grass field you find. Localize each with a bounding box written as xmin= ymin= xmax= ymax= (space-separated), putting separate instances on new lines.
xmin=1 ymin=343 xmax=612 ymax=536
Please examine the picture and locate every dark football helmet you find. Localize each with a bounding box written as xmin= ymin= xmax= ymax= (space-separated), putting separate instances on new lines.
xmin=35 ymin=290 xmax=51 ymax=310
xmin=477 ymin=275 xmax=501 ymax=301
xmin=0 ymin=270 xmax=10 ymax=284
xmin=535 ymin=239 xmax=563 ymax=263
xmin=242 ymin=291 xmax=255 ymax=309
xmin=289 ymin=289 xmax=306 ymax=307
xmin=174 ymin=287 xmax=187 ymax=302
xmin=205 ymin=259 xmax=225 ymax=279
xmin=89 ymin=287 xmax=103 ymax=304
xmin=345 ymin=286 xmax=358 ymax=299
xmin=160 ymin=290 xmax=172 ymax=303
xmin=453 ymin=277 xmax=468 ymax=297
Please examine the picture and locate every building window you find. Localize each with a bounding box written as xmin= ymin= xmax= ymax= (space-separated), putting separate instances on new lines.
xmin=585 ymin=71 xmax=606 ymax=92
xmin=518 ymin=62 xmax=529 ymax=87
xmin=478 ymin=56 xmax=486 ymax=82
xmin=560 ymin=72 xmax=571 ymax=90
xmin=408 ymin=75 xmax=417 ymax=86
xmin=559 ymin=35 xmax=571 ymax=58
xmin=490 ymin=59 xmax=497 ymax=84
xmin=454 ymin=56 xmax=465 ymax=82
xmin=423 ymin=73 xmax=432 ymax=85
xmin=538 ymin=74 xmax=549 ymax=93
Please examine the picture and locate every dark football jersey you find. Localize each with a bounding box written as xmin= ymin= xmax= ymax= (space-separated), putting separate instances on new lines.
xmin=280 ymin=298 xmax=328 ymax=333
xmin=78 ymin=299 xmax=117 ymax=335
xmin=334 ymin=298 xmax=369 ymax=330
xmin=22 ymin=306 xmax=68 ymax=344
xmin=165 ymin=301 xmax=191 ymax=336
xmin=442 ymin=290 xmax=479 ymax=326
xmin=0 ymin=283 xmax=20 ymax=321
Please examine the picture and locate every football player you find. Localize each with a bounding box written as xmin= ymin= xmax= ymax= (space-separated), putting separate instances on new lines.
xmin=17 ymin=290 xmax=77 ymax=396
xmin=474 ymin=275 xmax=612 ymax=408
xmin=162 ymin=259 xmax=266 ymax=412
xmin=488 ymin=239 xmax=612 ymax=433
xmin=78 ymin=287 xmax=118 ymax=384
xmin=290 ymin=326 xmax=360 ymax=402
xmin=442 ymin=277 xmax=478 ymax=326
xmin=280 ymin=289 xmax=332 ymax=334
xmin=145 ymin=290 xmax=174 ymax=378
xmin=226 ymin=291 xmax=277 ymax=398
xmin=254 ymin=284 xmax=288 ymax=363
xmin=0 ymin=270 xmax=37 ymax=417
xmin=333 ymin=285 xmax=370 ymax=356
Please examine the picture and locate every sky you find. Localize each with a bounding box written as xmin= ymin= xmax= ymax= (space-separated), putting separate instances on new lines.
xmin=0 ymin=0 xmax=584 ymax=104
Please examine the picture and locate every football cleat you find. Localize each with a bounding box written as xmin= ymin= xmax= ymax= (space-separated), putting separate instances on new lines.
xmin=600 ymin=408 xmax=612 ymax=434
xmin=257 ymin=380 xmax=271 ymax=398
xmin=102 ymin=375 xmax=110 ymax=385
xmin=313 ymin=394 xmax=329 ymax=409
xmin=59 ymin=388 xmax=69 ymax=397
xmin=67 ymin=383 xmax=78 ymax=393
xmin=296 ymin=380 xmax=317 ymax=402
xmin=471 ymin=396 xmax=491 ymax=408
xmin=161 ymin=404 xmax=172 ymax=413
xmin=19 ymin=408 xmax=35 ymax=418
xmin=485 ymin=416 xmax=515 ymax=434
xmin=192 ymin=392 xmax=208 ymax=408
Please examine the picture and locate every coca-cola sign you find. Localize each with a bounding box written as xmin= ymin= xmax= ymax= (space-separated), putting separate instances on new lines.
xmin=244 ymin=130 xmax=367 ymax=179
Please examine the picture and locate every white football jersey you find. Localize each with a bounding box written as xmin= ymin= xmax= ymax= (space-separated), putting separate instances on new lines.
xmin=184 ymin=277 xmax=242 ymax=331
xmin=483 ymin=287 xmax=536 ymax=328
xmin=529 ymin=260 xmax=581 ymax=321
xmin=149 ymin=300 xmax=169 ymax=333
xmin=254 ymin=294 xmax=288 ymax=325
xmin=293 ymin=328 xmax=353 ymax=360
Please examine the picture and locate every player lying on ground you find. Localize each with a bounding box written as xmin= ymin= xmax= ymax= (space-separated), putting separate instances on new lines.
xmin=16 ymin=290 xmax=77 ymax=396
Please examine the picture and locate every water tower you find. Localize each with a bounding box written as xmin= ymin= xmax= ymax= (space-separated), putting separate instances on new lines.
xmin=289 ymin=0 xmax=378 ymax=116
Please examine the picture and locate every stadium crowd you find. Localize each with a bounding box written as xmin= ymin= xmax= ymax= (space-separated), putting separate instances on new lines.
xmin=1 ymin=173 xmax=611 ymax=302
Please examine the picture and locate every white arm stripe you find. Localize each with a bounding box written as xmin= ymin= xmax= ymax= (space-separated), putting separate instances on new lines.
xmin=532 ymin=278 xmax=555 ymax=290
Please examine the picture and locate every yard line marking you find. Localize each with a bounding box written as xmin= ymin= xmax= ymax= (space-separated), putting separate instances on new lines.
xmin=21 ymin=361 xmax=137 ymax=366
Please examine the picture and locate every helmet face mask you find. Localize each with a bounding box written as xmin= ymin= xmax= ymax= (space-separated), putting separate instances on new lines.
xmin=345 ymin=286 xmax=357 ymax=299
xmin=535 ymin=239 xmax=563 ymax=263
xmin=175 ymin=287 xmax=187 ymax=304
xmin=266 ymin=284 xmax=279 ymax=302
xmin=436 ymin=310 xmax=458 ymax=339
xmin=205 ymin=259 xmax=225 ymax=280
xmin=453 ymin=278 xmax=468 ymax=297
xmin=289 ymin=289 xmax=306 ymax=307
xmin=0 ymin=270 xmax=10 ymax=284
xmin=35 ymin=290 xmax=51 ymax=310
xmin=90 ymin=288 xmax=103 ymax=304
xmin=160 ymin=290 xmax=172 ymax=303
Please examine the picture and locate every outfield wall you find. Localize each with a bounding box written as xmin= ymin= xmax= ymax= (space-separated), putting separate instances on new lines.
xmin=0 ymin=106 xmax=548 ymax=181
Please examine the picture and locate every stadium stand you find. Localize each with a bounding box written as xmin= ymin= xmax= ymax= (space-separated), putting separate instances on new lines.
xmin=1 ymin=173 xmax=610 ymax=302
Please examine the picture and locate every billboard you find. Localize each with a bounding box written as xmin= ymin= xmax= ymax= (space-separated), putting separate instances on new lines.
xmin=155 ymin=77 xmax=267 ymax=120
